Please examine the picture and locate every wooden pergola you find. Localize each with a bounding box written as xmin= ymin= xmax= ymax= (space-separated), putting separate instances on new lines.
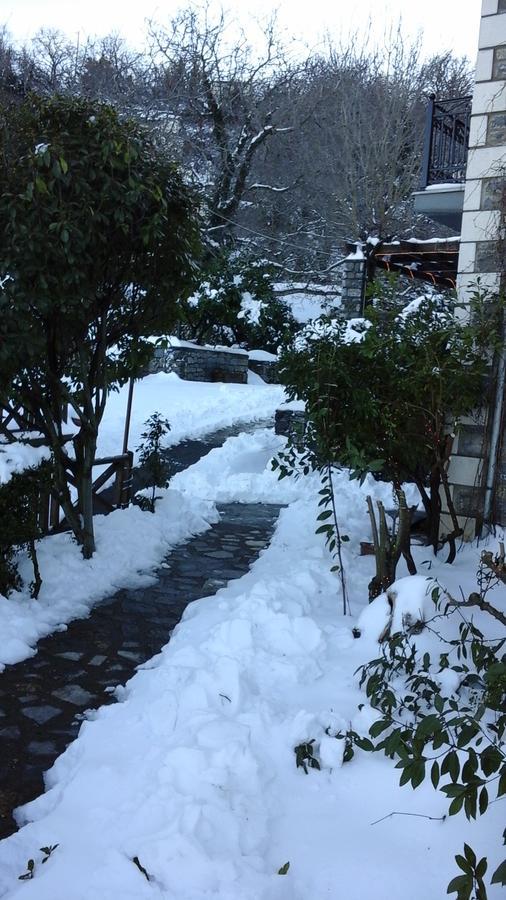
xmin=347 ymin=238 xmax=460 ymax=290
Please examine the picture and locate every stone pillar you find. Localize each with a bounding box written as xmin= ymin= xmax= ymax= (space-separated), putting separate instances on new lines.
xmin=442 ymin=0 xmax=506 ymax=537
xmin=340 ymin=249 xmax=366 ymax=318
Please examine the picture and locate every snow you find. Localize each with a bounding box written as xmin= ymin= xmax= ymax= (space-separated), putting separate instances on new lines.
xmin=346 ymin=246 xmax=365 ymax=261
xmin=423 ymin=183 xmax=465 ymax=193
xmin=405 ymin=235 xmax=461 ymax=243
xmin=342 ymin=317 xmax=371 ymax=344
xmin=249 ymin=349 xmax=278 ymax=361
xmin=0 ymin=441 xmax=50 ymax=485
xmin=97 ymin=373 xmax=285 ymax=460
xmin=156 ymin=336 xmax=248 ymax=356
xmin=238 ymin=292 xmax=264 ymax=325
xmin=276 ymin=399 xmax=305 ymax=412
xmin=0 ymin=377 xmax=285 ymax=668
xmin=356 ymin=574 xmax=437 ymax=641
xmin=0 ymin=429 xmax=501 ymax=899
xmin=274 ymin=283 xmax=340 ymax=323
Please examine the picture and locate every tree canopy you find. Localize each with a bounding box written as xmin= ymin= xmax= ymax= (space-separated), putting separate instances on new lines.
xmin=0 ymin=93 xmax=200 ymax=556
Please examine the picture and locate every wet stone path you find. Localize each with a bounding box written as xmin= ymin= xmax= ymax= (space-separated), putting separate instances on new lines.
xmin=0 ymin=421 xmax=282 ymax=839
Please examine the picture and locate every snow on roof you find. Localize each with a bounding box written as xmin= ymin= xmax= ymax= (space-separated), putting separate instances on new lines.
xmin=152 ymin=336 xmax=248 ymax=355
xmin=249 ymin=349 xmax=278 ymax=362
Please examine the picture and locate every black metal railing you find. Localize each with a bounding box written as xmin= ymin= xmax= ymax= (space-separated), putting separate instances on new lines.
xmin=420 ymin=94 xmax=472 ymax=188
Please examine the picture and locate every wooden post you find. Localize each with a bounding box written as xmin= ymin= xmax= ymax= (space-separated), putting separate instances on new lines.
xmin=122 ymin=378 xmax=134 ymax=455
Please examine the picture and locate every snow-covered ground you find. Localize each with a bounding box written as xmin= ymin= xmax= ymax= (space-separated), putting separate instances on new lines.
xmin=97 ymin=372 xmax=285 ymax=460
xmin=0 ymin=377 xmax=285 ymax=669
xmin=0 ymin=427 xmax=502 ymax=899
xmin=275 ymin=283 xmax=340 ymax=324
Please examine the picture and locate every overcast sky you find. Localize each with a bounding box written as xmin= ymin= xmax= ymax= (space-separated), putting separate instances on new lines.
xmin=1 ymin=0 xmax=482 ymax=62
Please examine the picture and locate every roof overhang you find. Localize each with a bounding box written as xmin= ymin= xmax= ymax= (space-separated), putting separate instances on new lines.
xmin=413 ymin=183 xmax=465 ymax=231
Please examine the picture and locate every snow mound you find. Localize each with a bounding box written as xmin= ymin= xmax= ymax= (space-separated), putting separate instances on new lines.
xmin=357 ymin=574 xmax=438 ymax=641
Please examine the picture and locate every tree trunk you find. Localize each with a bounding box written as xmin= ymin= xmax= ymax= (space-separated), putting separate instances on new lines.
xmin=74 ymin=430 xmax=97 ymax=559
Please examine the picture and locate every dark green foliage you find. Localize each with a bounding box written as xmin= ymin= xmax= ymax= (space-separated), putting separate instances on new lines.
xmin=353 ymin=578 xmax=506 ymax=898
xmin=0 ymin=94 xmax=199 ymax=557
xmin=447 ymin=844 xmax=488 ymax=899
xmin=0 ymin=460 xmax=52 ymax=598
xmin=294 ymin=739 xmax=321 ymax=774
xmin=279 ymin=290 xmax=491 ymax=551
xmin=18 ymin=860 xmax=34 ymax=881
xmin=18 ymin=844 xmax=58 ymax=881
xmin=181 ymin=253 xmax=296 ymax=352
xmin=136 ymin=413 xmax=171 ymax=512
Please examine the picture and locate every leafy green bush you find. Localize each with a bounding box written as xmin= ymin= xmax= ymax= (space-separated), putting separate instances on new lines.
xmin=136 ymin=413 xmax=171 ymax=513
xmin=181 ymin=253 xmax=296 ymax=353
xmin=0 ymin=459 xmax=52 ymax=598
xmin=0 ymin=94 xmax=199 ymax=558
xmin=352 ymin=573 xmax=506 ymax=898
xmin=278 ymin=292 xmax=491 ymax=553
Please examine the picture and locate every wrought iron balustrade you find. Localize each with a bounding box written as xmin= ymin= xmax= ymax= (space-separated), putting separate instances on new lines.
xmin=420 ymin=94 xmax=472 ymax=188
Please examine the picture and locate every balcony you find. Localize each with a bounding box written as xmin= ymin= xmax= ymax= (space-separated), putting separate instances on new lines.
xmin=413 ymin=95 xmax=472 ymax=231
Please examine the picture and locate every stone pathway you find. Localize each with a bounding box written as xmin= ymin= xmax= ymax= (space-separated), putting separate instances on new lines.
xmin=0 ymin=420 xmax=282 ymax=839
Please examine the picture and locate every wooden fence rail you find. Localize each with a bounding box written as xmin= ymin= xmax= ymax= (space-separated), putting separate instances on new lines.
xmin=38 ymin=451 xmax=134 ymax=534
xmin=0 ymin=401 xmax=68 ymax=441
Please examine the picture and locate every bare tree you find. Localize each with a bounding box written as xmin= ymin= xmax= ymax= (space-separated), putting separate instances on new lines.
xmin=147 ymin=5 xmax=294 ymax=244
xmin=0 ymin=11 xmax=473 ymax=276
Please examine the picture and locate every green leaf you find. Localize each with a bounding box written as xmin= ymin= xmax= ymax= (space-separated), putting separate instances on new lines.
xmin=447 ymin=874 xmax=471 ymax=897
xmin=431 ymin=761 xmax=440 ymax=789
xmin=411 ymin=759 xmax=426 ymax=789
xmin=442 ymin=750 xmax=460 ymax=783
xmin=278 ymin=862 xmax=290 ymax=875
xmin=369 ymin=720 xmax=390 ymax=738
xmin=448 ymin=795 xmax=464 ymax=816
xmin=463 ymin=845 xmax=476 ymax=867
xmin=491 ymin=859 xmax=506 ymax=885
xmin=475 ymin=857 xmax=487 ymax=880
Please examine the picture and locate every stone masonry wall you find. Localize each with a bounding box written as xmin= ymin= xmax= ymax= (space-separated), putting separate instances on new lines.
xmin=248 ymin=359 xmax=280 ymax=384
xmin=149 ymin=346 xmax=249 ymax=384
xmin=340 ymin=255 xmax=366 ymax=318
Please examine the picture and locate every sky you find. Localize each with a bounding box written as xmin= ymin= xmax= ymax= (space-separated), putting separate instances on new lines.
xmin=0 ymin=0 xmax=482 ymax=62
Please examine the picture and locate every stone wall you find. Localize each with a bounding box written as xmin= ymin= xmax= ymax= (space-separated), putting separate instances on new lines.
xmin=248 ymin=359 xmax=280 ymax=383
xmin=149 ymin=346 xmax=249 ymax=384
xmin=457 ymin=0 xmax=506 ymax=304
xmin=340 ymin=253 xmax=366 ymax=318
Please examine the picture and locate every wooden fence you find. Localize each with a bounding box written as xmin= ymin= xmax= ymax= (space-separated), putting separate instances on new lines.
xmin=1 ymin=399 xmax=134 ymax=534
xmin=0 ymin=401 xmax=68 ymax=442
xmin=39 ymin=451 xmax=134 ymax=534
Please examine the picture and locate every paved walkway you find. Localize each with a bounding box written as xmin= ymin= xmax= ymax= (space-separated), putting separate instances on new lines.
xmin=0 ymin=422 xmax=281 ymax=839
